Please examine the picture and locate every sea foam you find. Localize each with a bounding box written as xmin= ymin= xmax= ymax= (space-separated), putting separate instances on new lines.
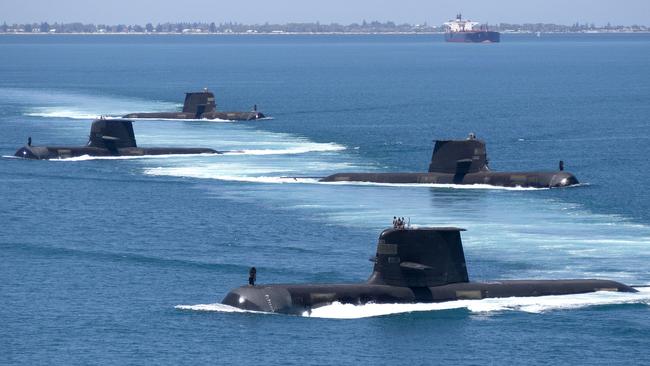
xmin=175 ymin=287 xmax=650 ymax=319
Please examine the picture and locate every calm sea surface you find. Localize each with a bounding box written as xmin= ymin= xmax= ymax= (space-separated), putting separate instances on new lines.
xmin=1 ymin=34 xmax=649 ymax=365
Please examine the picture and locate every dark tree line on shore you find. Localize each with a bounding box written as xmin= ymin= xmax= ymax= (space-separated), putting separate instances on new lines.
xmin=0 ymin=21 xmax=647 ymax=34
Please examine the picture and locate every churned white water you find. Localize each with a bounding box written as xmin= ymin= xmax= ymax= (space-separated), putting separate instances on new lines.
xmin=175 ymin=287 xmax=650 ymax=319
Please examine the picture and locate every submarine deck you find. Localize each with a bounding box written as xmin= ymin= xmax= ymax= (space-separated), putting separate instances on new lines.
xmin=223 ymin=279 xmax=635 ymax=314
xmin=319 ymin=171 xmax=579 ymax=188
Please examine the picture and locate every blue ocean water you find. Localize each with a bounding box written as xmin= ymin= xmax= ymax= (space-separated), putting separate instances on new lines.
xmin=1 ymin=34 xmax=650 ymax=364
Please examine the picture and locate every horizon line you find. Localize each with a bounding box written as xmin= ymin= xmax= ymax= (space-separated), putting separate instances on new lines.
xmin=2 ymin=20 xmax=649 ymax=27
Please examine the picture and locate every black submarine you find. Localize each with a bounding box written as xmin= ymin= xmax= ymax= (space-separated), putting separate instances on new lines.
xmin=222 ymin=226 xmax=636 ymax=315
xmin=15 ymin=118 xmax=219 ymax=159
xmin=320 ymin=134 xmax=579 ymax=188
xmin=123 ymin=89 xmax=265 ymax=121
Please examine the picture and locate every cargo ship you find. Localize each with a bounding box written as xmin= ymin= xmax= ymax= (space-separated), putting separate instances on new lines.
xmin=443 ymin=14 xmax=500 ymax=43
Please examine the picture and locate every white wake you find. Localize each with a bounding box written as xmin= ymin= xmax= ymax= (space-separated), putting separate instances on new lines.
xmin=222 ymin=143 xmax=346 ymax=156
xmin=307 ymin=287 xmax=650 ymax=318
xmin=175 ymin=287 xmax=650 ymax=319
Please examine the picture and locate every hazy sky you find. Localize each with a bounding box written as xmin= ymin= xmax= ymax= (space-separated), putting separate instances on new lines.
xmin=2 ymin=0 xmax=649 ymax=25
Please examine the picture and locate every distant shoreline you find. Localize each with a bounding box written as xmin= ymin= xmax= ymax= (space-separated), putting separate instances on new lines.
xmin=2 ymin=31 xmax=649 ymax=36
xmin=4 ymin=20 xmax=647 ymax=35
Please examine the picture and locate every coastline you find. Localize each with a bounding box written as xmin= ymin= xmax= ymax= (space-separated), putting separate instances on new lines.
xmin=1 ymin=31 xmax=649 ymax=36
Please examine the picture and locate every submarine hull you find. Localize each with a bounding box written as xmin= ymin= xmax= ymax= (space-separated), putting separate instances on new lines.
xmin=15 ymin=145 xmax=219 ymax=160
xmin=14 ymin=119 xmax=223 ymax=160
xmin=122 ymin=111 xmax=265 ymax=121
xmin=122 ymin=90 xmax=266 ymax=121
xmin=319 ymin=137 xmax=580 ymax=188
xmin=319 ymin=171 xmax=579 ymax=188
xmin=222 ymin=279 xmax=635 ymax=315
xmin=220 ymin=227 xmax=635 ymax=315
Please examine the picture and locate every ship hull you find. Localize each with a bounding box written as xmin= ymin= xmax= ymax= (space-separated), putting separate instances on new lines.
xmin=14 ymin=145 xmax=220 ymax=160
xmin=122 ymin=111 xmax=265 ymax=121
xmin=223 ymin=280 xmax=635 ymax=315
xmin=445 ymin=31 xmax=500 ymax=43
xmin=319 ymin=171 xmax=579 ymax=188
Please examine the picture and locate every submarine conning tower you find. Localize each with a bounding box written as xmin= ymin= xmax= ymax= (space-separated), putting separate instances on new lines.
xmin=87 ymin=119 xmax=137 ymax=149
xmin=367 ymin=227 xmax=469 ymax=287
xmin=428 ymin=138 xmax=488 ymax=174
xmin=183 ymin=90 xmax=217 ymax=117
